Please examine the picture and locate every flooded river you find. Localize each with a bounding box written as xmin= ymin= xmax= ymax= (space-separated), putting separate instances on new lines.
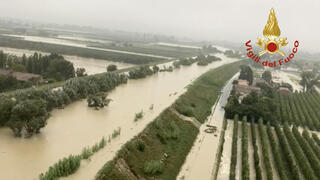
xmin=0 ymin=54 xmax=239 ymax=180
xmin=0 ymin=47 xmax=133 ymax=75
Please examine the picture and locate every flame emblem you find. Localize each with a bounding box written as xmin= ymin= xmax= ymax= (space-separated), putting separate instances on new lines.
xmin=256 ymin=8 xmax=288 ymax=56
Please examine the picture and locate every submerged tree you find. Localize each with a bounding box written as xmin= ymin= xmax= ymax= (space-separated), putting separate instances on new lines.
xmin=75 ymin=68 xmax=87 ymax=77
xmin=107 ymin=64 xmax=118 ymax=72
xmin=87 ymin=92 xmax=112 ymax=110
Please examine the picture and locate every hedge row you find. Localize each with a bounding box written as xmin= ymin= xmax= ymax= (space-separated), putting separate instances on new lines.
xmin=229 ymin=114 xmax=239 ymax=180
xmin=266 ymin=124 xmax=289 ymax=180
xmin=283 ymin=124 xmax=317 ymax=180
xmin=250 ymin=119 xmax=262 ymax=180
xmin=257 ymin=119 xmax=273 ymax=180
xmin=241 ymin=116 xmax=249 ymax=180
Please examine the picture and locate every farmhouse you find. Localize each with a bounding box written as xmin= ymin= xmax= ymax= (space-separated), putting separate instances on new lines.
xmin=0 ymin=69 xmax=43 ymax=84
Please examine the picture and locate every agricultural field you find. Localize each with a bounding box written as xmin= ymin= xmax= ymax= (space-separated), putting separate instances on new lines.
xmin=215 ymin=91 xmax=320 ymax=180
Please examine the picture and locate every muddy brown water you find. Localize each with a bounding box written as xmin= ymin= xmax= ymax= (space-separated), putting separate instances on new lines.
xmin=177 ymin=73 xmax=239 ymax=180
xmin=0 ymin=54 xmax=239 ymax=180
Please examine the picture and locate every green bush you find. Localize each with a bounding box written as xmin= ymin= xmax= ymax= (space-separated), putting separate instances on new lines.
xmin=143 ymin=160 xmax=164 ymax=175
xmin=39 ymin=155 xmax=81 ymax=180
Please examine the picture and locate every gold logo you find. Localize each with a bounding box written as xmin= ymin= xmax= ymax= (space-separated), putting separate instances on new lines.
xmin=256 ymin=8 xmax=288 ymax=56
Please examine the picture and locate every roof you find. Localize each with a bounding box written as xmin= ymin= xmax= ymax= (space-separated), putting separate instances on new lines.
xmin=0 ymin=69 xmax=12 ymax=76
xmin=279 ymin=87 xmax=290 ymax=91
xmin=0 ymin=69 xmax=42 ymax=81
xmin=235 ymin=85 xmax=261 ymax=95
xmin=238 ymin=79 xmax=249 ymax=86
xmin=12 ymin=72 xmax=42 ymax=81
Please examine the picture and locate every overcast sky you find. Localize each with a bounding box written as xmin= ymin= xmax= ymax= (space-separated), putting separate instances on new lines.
xmin=0 ymin=0 xmax=319 ymax=53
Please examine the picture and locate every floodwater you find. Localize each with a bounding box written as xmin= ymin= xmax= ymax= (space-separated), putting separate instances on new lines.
xmin=3 ymin=34 xmax=87 ymax=48
xmin=0 ymin=54 xmax=239 ymax=180
xmin=2 ymin=34 xmax=172 ymax=59
xmin=216 ymin=120 xmax=233 ymax=179
xmin=272 ymin=70 xmax=303 ymax=92
xmin=57 ymin=35 xmax=111 ymax=44
xmin=0 ymin=47 xmax=132 ymax=75
xmin=177 ymin=73 xmax=239 ymax=180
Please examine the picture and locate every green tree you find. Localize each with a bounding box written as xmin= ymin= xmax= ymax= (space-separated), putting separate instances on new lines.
xmin=87 ymin=92 xmax=112 ymax=110
xmin=262 ymin=70 xmax=272 ymax=83
xmin=300 ymin=71 xmax=320 ymax=92
xmin=107 ymin=64 xmax=117 ymax=72
xmin=0 ymin=95 xmax=14 ymax=126
xmin=76 ymin=68 xmax=87 ymax=77
xmin=239 ymin=65 xmax=253 ymax=85
xmin=7 ymin=99 xmax=48 ymax=137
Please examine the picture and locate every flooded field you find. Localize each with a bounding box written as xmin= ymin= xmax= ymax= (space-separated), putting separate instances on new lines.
xmin=217 ymin=120 xmax=233 ymax=179
xmin=2 ymin=34 xmax=172 ymax=59
xmin=57 ymin=35 xmax=112 ymax=44
xmin=272 ymin=70 xmax=303 ymax=92
xmin=0 ymin=47 xmax=133 ymax=75
xmin=0 ymin=54 xmax=239 ymax=180
xmin=3 ymin=34 xmax=87 ymax=47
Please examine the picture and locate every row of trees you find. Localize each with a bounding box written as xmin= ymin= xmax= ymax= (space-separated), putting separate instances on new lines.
xmin=241 ymin=116 xmax=250 ymax=180
xmin=229 ymin=115 xmax=239 ymax=180
xmin=292 ymin=126 xmax=320 ymax=177
xmin=172 ymin=54 xmax=221 ymax=68
xmin=128 ymin=65 xmax=158 ymax=79
xmin=250 ymin=119 xmax=262 ymax=180
xmin=283 ymin=124 xmax=317 ymax=179
xmin=266 ymin=124 xmax=289 ymax=180
xmin=0 ymin=51 xmax=75 ymax=81
xmin=225 ymin=92 xmax=278 ymax=125
xmin=277 ymin=92 xmax=320 ymax=130
xmin=274 ymin=124 xmax=300 ymax=180
xmin=257 ymin=119 xmax=273 ymax=180
xmin=39 ymin=137 xmax=106 ymax=180
xmin=1 ymin=72 xmax=127 ymax=137
xmin=230 ymin=105 xmax=320 ymax=179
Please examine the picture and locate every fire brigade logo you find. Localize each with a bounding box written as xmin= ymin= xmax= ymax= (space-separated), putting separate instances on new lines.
xmin=245 ymin=8 xmax=299 ymax=68
xmin=256 ymin=8 xmax=288 ymax=56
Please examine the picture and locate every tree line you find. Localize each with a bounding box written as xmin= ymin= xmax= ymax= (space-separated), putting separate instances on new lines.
xmin=0 ymin=72 xmax=127 ymax=137
xmin=0 ymin=51 xmax=75 ymax=92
